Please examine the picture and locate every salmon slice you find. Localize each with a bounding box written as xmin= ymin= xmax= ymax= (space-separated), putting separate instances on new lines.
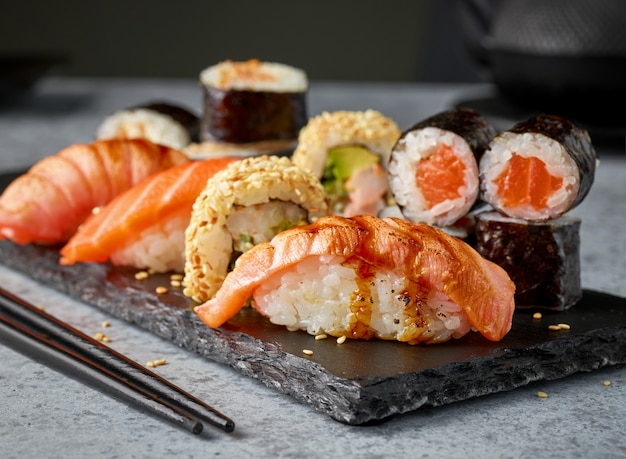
xmin=0 ymin=139 xmax=188 ymax=245
xmin=59 ymin=157 xmax=238 ymax=266
xmin=415 ymin=144 xmax=467 ymax=208
xmin=194 ymin=215 xmax=516 ymax=342
xmin=493 ymin=154 xmax=564 ymax=211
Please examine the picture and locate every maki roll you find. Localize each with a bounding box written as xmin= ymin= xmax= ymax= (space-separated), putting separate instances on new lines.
xmin=479 ymin=113 xmax=597 ymax=221
xmin=183 ymin=155 xmax=328 ymax=303
xmin=474 ymin=211 xmax=582 ymax=310
xmin=96 ymin=101 xmax=200 ymax=150
xmin=189 ymin=59 xmax=308 ymax=158
xmin=194 ymin=215 xmax=516 ymax=344
xmin=387 ymin=107 xmax=496 ymax=228
xmin=291 ymin=110 xmax=401 ymax=216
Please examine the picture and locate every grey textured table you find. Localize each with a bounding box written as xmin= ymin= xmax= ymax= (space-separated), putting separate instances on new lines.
xmin=1 ymin=78 xmax=625 ymax=458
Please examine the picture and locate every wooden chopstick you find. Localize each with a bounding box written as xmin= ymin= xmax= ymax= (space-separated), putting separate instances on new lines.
xmin=0 ymin=286 xmax=235 ymax=435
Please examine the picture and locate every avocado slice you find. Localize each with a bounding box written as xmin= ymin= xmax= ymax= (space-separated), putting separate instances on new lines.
xmin=322 ymin=145 xmax=379 ymax=198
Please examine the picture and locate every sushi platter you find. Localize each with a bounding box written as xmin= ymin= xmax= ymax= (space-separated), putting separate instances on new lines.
xmin=0 ymin=59 xmax=622 ymax=426
xmin=1 ymin=166 xmax=626 ymax=425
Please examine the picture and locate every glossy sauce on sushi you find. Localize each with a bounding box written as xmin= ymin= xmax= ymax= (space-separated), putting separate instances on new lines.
xmin=194 ymin=215 xmax=516 ymax=344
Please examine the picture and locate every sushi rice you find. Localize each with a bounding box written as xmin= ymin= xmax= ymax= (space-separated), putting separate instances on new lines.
xmin=96 ymin=108 xmax=193 ymax=150
xmin=254 ymin=254 xmax=473 ymax=344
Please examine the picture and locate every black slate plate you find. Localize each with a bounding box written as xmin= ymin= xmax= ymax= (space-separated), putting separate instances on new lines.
xmin=1 ymin=172 xmax=626 ymax=425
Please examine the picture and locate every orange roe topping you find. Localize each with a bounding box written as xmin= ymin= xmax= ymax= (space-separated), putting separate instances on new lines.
xmin=493 ymin=154 xmax=563 ymax=210
xmin=415 ymin=144 xmax=466 ymax=208
xmin=217 ymin=59 xmax=277 ymax=86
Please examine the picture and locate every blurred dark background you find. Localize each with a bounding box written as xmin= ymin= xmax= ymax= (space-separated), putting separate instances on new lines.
xmin=0 ymin=0 xmax=486 ymax=83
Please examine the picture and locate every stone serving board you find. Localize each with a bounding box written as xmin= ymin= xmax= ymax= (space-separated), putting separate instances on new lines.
xmin=2 ymin=172 xmax=626 ymax=425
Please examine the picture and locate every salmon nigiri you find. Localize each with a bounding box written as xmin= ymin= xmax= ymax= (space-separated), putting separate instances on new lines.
xmin=194 ymin=215 xmax=516 ymax=344
xmin=0 ymin=138 xmax=189 ymax=245
xmin=60 ymin=157 xmax=238 ymax=273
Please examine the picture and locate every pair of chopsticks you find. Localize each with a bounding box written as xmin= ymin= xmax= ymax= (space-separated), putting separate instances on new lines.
xmin=0 ymin=286 xmax=234 ymax=435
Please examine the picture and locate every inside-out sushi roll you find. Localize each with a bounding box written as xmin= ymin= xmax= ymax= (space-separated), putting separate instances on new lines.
xmin=187 ymin=59 xmax=308 ymax=159
xmin=194 ymin=215 xmax=516 ymax=344
xmin=387 ymin=107 xmax=496 ymax=228
xmin=291 ymin=110 xmax=401 ymax=216
xmin=183 ymin=155 xmax=328 ymax=303
xmin=96 ymin=101 xmax=200 ymax=150
xmin=474 ymin=210 xmax=582 ymax=310
xmin=479 ymin=113 xmax=597 ymax=221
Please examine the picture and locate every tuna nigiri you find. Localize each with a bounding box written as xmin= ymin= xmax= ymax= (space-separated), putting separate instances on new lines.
xmin=60 ymin=157 xmax=238 ymax=273
xmin=0 ymin=138 xmax=189 ymax=245
xmin=194 ymin=215 xmax=516 ymax=344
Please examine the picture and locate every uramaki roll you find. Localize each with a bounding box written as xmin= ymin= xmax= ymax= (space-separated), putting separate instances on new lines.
xmin=291 ymin=110 xmax=401 ymax=217
xmin=387 ymin=107 xmax=496 ymax=227
xmin=479 ymin=113 xmax=597 ymax=221
xmin=183 ymin=155 xmax=328 ymax=303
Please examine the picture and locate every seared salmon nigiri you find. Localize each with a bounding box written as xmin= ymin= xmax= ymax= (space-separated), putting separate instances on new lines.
xmin=194 ymin=215 xmax=516 ymax=344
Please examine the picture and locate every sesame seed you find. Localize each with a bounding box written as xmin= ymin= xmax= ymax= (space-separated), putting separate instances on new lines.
xmin=170 ymin=280 xmax=181 ymax=288
xmin=315 ymin=334 xmax=328 ymax=341
xmin=170 ymin=273 xmax=184 ymax=281
xmin=154 ymin=358 xmax=167 ymax=366
xmin=557 ymin=323 xmax=571 ymax=330
xmin=603 ymin=380 xmax=612 ymax=386
xmin=134 ymin=271 xmax=149 ymax=280
xmin=533 ymin=312 xmax=542 ymax=320
xmin=155 ymin=286 xmax=169 ymax=295
xmin=302 ymin=349 xmax=314 ymax=356
xmin=548 ymin=324 xmax=562 ymax=331
xmin=146 ymin=361 xmax=156 ymax=368
xmin=102 ymin=321 xmax=110 ymax=328
xmin=336 ymin=335 xmax=347 ymax=344
xmin=537 ymin=391 xmax=549 ymax=398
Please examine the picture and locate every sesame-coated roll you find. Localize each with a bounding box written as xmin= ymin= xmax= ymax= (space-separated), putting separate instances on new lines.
xmin=387 ymin=107 xmax=497 ymax=227
xmin=291 ymin=110 xmax=401 ymax=217
xmin=183 ymin=155 xmax=328 ymax=303
xmin=479 ymin=113 xmax=597 ymax=221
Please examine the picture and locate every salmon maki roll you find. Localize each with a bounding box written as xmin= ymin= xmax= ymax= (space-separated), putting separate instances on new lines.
xmin=479 ymin=113 xmax=597 ymax=221
xmin=0 ymin=138 xmax=188 ymax=245
xmin=475 ymin=211 xmax=582 ymax=311
xmin=387 ymin=107 xmax=497 ymax=227
xmin=183 ymin=155 xmax=329 ymax=303
xmin=292 ymin=110 xmax=401 ymax=217
xmin=194 ymin=215 xmax=516 ymax=344
xmin=59 ymin=157 xmax=238 ymax=272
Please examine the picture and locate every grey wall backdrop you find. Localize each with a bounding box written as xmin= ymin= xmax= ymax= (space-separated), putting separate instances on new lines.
xmin=1 ymin=0 xmax=485 ymax=82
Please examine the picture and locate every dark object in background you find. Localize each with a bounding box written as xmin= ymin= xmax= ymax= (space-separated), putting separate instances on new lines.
xmin=457 ymin=0 xmax=626 ymax=126
xmin=0 ymin=52 xmax=67 ymax=103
